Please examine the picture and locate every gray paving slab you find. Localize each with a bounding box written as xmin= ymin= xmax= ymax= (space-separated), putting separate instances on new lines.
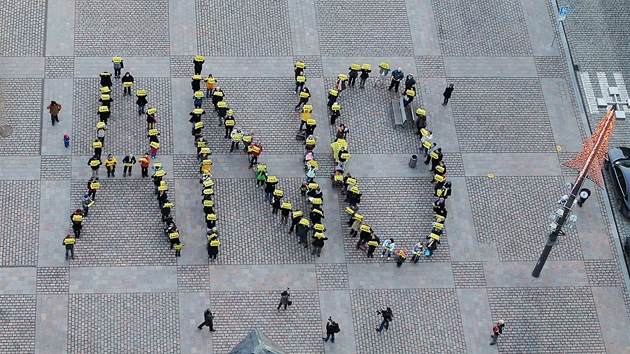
xmin=287 ymin=0 xmax=321 ymax=56
xmin=418 ymin=78 xmax=461 ymax=153
xmin=178 ymin=291 xmax=213 ymax=354
xmin=169 ymin=0 xmax=198 ymax=56
xmin=540 ymin=78 xmax=584 ymax=152
xmin=35 ymin=294 xmax=68 ymax=354
xmin=69 ymin=266 xmax=177 ymax=293
xmin=456 ymin=289 xmax=495 ymax=354
xmin=347 ymin=262 xmax=455 ymax=289
xmin=209 ymin=265 xmax=318 ymax=291
xmin=0 ymin=57 xmax=45 ymax=79
xmin=0 ymin=267 xmax=36 ymax=294
xmin=42 ymin=78 xmax=74 ymax=156
xmin=443 ymin=57 xmax=537 ymax=78
xmin=316 ymin=184 xmax=347 ymax=264
xmin=405 ymin=0 xmax=441 ymax=56
xmin=520 ymin=0 xmax=559 ymax=57
xmin=73 ymin=57 xmax=171 ymax=78
xmin=174 ymin=179 xmax=208 ymax=265
xmin=575 ymin=179 xmax=614 ymax=260
xmin=45 ymin=0 xmax=75 ymax=57
xmin=37 ymin=180 xmax=70 ymax=267
xmin=461 ymin=152 xmax=561 ymax=176
xmin=591 ymin=287 xmax=630 ymax=353
xmin=170 ymin=77 xmax=194 ymax=155
xmin=345 ymin=154 xmax=434 ymax=178
xmin=446 ymin=177 xmax=485 ymax=262
xmin=483 ymin=260 xmax=589 ymax=287
xmin=321 ymin=57 xmax=417 ymax=79
xmin=0 ymin=156 xmax=41 ymax=180
xmin=318 ymin=290 xmax=357 ymax=353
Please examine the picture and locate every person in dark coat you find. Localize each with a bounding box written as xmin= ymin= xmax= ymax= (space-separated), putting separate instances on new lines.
xmin=277 ymin=289 xmax=291 ymax=310
xmin=197 ymin=309 xmax=215 ymax=332
xmin=297 ymin=220 xmax=309 ymax=247
xmin=442 ymin=84 xmax=454 ymax=106
xmin=311 ymin=232 xmax=328 ymax=257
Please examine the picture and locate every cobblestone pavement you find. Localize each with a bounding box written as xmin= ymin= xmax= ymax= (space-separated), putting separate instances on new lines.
xmin=0 ymin=0 xmax=629 ymax=353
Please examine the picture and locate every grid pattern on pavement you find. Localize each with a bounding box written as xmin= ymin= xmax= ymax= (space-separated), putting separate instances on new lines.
xmin=337 ymin=177 xmax=451 ymax=263
xmin=172 ymin=155 xmax=201 ymax=179
xmin=0 ymin=79 xmax=43 ymax=156
xmin=68 ymin=292 xmax=180 ymax=354
xmin=431 ymin=0 xmax=533 ymax=57
xmin=324 ymin=77 xmax=423 ymax=154
xmin=0 ymin=0 xmax=45 ymax=56
xmin=585 ymin=259 xmax=624 ymax=287
xmin=534 ymin=56 xmax=568 ymax=78
xmin=487 ymin=287 xmax=605 ymax=353
xmin=45 ymin=57 xmax=75 ymax=79
xmin=0 ymin=180 xmax=39 ymax=266
xmin=74 ymin=0 xmax=170 ymax=56
xmin=452 ymin=261 xmax=486 ymax=288
xmin=351 ymin=289 xmax=466 ymax=354
xmin=416 ymin=56 xmax=447 ymax=78
xmin=466 ymin=176 xmax=583 ymax=261
xmin=211 ymin=178 xmax=318 ymax=264
xmin=169 ymin=56 xmax=193 ymax=78
xmin=72 ymin=77 xmax=173 ymax=156
xmin=315 ymin=263 xmax=350 ymax=290
xmin=41 ymin=155 xmax=72 ymax=180
xmin=36 ymin=267 xmax=70 ymax=294
xmin=196 ymin=0 xmax=293 ymax=57
xmin=177 ymin=265 xmax=210 ymax=292
xmin=198 ymin=78 xmax=306 ymax=155
xmin=313 ymin=0 xmax=414 ymax=57
xmin=449 ymin=78 xmax=556 ymax=153
xmin=0 ymin=295 xmax=36 ymax=354
xmin=209 ymin=291 xmax=323 ymax=354
xmin=68 ymin=179 xmax=176 ymax=266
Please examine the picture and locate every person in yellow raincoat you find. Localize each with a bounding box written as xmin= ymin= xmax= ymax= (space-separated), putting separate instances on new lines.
xmin=331 ymin=139 xmax=348 ymax=163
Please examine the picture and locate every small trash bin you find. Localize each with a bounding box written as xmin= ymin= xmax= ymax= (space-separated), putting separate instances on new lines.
xmin=408 ymin=154 xmax=418 ymax=168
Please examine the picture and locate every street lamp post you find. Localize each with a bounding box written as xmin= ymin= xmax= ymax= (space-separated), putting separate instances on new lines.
xmin=532 ymin=107 xmax=616 ymax=277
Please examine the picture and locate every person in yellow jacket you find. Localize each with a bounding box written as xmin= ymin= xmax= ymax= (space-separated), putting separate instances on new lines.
xmin=105 ymin=154 xmax=118 ymax=178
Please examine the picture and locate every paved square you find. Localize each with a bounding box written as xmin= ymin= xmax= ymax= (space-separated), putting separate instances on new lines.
xmin=0 ymin=79 xmax=43 ymax=156
xmin=0 ymin=181 xmax=39 ymax=266
xmin=0 ymin=295 xmax=36 ymax=353
xmin=0 ymin=0 xmax=45 ymax=56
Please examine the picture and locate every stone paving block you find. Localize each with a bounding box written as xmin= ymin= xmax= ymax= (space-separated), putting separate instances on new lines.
xmin=534 ymin=56 xmax=568 ymax=78
xmin=294 ymin=55 xmax=324 ymax=78
xmin=68 ymin=292 xmax=179 ymax=353
xmin=443 ymin=152 xmax=465 ymax=177
xmin=324 ymin=77 xmax=422 ymax=154
xmin=315 ymin=263 xmax=349 ymax=290
xmin=585 ymin=259 xmax=624 ymax=287
xmin=0 ymin=181 xmax=39 ymax=266
xmin=466 ymin=176 xmax=583 ymax=261
xmin=351 ymin=289 xmax=466 ymax=354
xmin=0 ymin=0 xmax=46 ymax=56
xmin=198 ymin=77 xmax=305 ymax=155
xmin=432 ymin=0 xmax=532 ymax=57
xmin=178 ymin=265 xmax=210 ymax=292
xmin=41 ymin=155 xmax=72 ymax=180
xmin=196 ymin=0 xmax=292 ymax=57
xmin=212 ymin=177 xmax=316 ymax=264
xmin=0 ymin=79 xmax=43 ymax=156
xmin=71 ymin=77 xmax=173 ymax=156
xmin=0 ymin=295 xmax=36 ymax=353
xmin=452 ymin=261 xmax=486 ymax=288
xmin=45 ymin=57 xmax=75 ymax=79
xmin=169 ymin=56 xmax=192 ymax=78
xmin=68 ymin=179 xmax=176 ymax=266
xmin=449 ymin=77 xmax=556 ymax=153
xmin=415 ymin=56 xmax=446 ymax=78
xmin=337 ymin=177 xmax=451 ymax=263
xmin=36 ymin=267 xmax=70 ymax=294
xmin=209 ymin=291 xmax=322 ymax=354
xmin=314 ymin=0 xmax=414 ymax=57
xmin=74 ymin=0 xmax=170 ymax=56
xmin=487 ymin=287 xmax=605 ymax=353
xmin=173 ymin=154 xmax=200 ymax=179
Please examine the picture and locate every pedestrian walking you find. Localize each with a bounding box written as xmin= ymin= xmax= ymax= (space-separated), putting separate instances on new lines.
xmin=136 ymin=90 xmax=148 ymax=115
xmin=97 ymin=106 xmax=110 ymax=124
xmin=264 ymin=176 xmax=278 ymax=202
xmin=100 ymin=72 xmax=113 ymax=88
xmin=366 ymin=234 xmax=380 ymax=258
xmin=429 ymin=148 xmax=443 ymax=172
xmin=374 ymin=61 xmax=390 ymax=88
xmin=70 ymin=210 xmax=83 ymax=238
xmin=146 ymin=108 xmax=157 ymax=130
xmin=191 ymin=74 xmax=202 ymax=93
xmin=311 ymin=231 xmax=328 ymax=257
xmin=62 ymin=233 xmax=75 ymax=260
xmin=277 ymin=288 xmax=291 ymax=310
xmin=97 ymin=123 xmax=107 ymax=144
xmin=348 ymin=63 xmax=360 ymax=87
xmin=82 ymin=194 xmax=94 ymax=216
xmin=442 ymin=84 xmax=454 ymax=106
xmin=150 ymin=138 xmax=160 ymax=158
xmin=289 ymin=209 xmax=303 ymax=234
xmin=230 ymin=128 xmax=242 ymax=152
xmin=295 ymin=87 xmax=310 ymax=111
xmin=112 ymin=56 xmax=124 ymax=78
xmin=205 ymin=74 xmax=215 ymax=98
xmin=297 ymin=218 xmax=309 ymax=246
xmin=359 ymin=63 xmax=371 ymax=88
xmin=193 ymin=55 xmax=205 ymax=76
xmin=381 ymin=238 xmax=395 ymax=259
xmin=99 ymin=92 xmax=113 ymax=108
xmin=46 ymin=100 xmax=62 ymax=126
xmin=404 ymin=74 xmax=416 ymax=91
xmin=280 ymin=202 xmax=291 ymax=225
xmin=271 ymin=190 xmax=283 ymax=214
xmin=122 ymin=154 xmax=136 ymax=177
xmin=174 ymin=242 xmax=184 ymax=257
xmin=490 ymin=320 xmax=505 ymax=345
xmin=420 ymin=131 xmax=433 ymax=156
xmin=376 ymin=307 xmax=393 ymax=332
xmin=197 ymin=308 xmax=216 ymax=332
xmin=394 ymin=250 xmax=407 ymax=267
xmin=295 ymin=71 xmax=306 ymax=93
xmin=87 ymin=177 xmax=98 ymax=200
xmin=577 ymin=188 xmax=591 ymax=207
xmin=63 ymin=134 xmax=70 ymax=148
xmin=388 ymin=68 xmax=404 ymax=92
xmin=415 ymin=108 xmax=427 ymax=134
xmin=323 ymin=317 xmax=340 ymax=343
xmin=87 ymin=155 xmax=102 ymax=179
xmin=207 ymin=232 xmax=220 ymax=261
xmin=121 ymin=72 xmax=134 ymax=96
xmin=139 ymin=153 xmax=151 ymax=178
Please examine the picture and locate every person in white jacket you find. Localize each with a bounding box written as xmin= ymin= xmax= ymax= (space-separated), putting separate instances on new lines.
xmin=381 ymin=238 xmax=395 ymax=260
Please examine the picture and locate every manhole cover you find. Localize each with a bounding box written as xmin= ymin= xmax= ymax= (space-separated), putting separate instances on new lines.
xmin=0 ymin=125 xmax=13 ymax=137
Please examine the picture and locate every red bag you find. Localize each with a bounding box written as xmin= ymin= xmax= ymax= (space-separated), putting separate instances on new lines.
xmin=493 ymin=326 xmax=499 ymax=335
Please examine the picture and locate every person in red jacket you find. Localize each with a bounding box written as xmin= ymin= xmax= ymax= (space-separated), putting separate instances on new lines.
xmin=248 ymin=140 xmax=263 ymax=169
xmin=139 ymin=153 xmax=151 ymax=178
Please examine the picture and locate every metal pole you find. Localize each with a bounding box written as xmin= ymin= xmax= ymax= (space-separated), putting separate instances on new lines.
xmin=532 ymin=108 xmax=615 ymax=277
